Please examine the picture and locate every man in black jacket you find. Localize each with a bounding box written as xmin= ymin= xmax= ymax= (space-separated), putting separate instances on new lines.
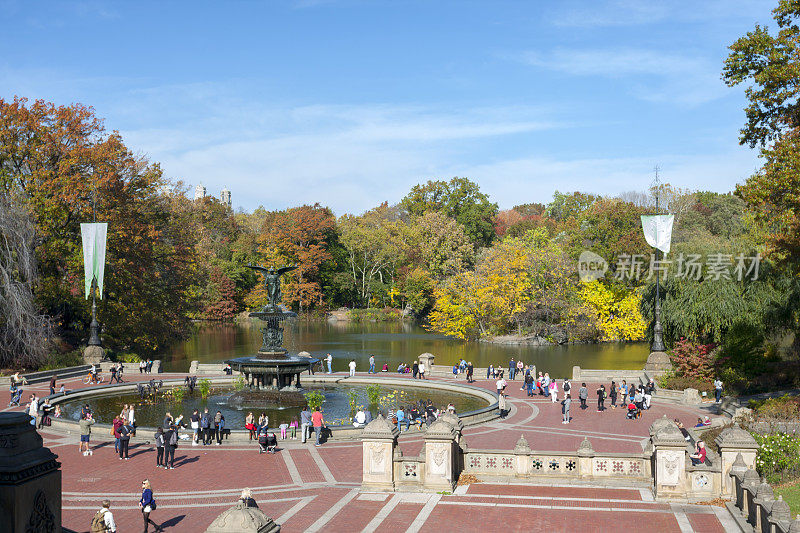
xmin=164 ymin=424 xmax=178 ymax=469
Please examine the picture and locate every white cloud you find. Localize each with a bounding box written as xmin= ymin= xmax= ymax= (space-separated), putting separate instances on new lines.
xmin=520 ymin=47 xmax=726 ymax=106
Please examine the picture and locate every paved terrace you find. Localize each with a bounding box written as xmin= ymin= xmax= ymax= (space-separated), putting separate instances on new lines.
xmin=1 ymin=370 xmax=733 ymax=532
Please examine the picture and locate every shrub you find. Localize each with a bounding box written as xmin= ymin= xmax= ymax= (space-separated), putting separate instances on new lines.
xmin=366 ymin=384 xmax=382 ymax=406
xmin=669 ymin=338 xmax=717 ymax=383
xmin=304 ymin=390 xmax=325 ymax=411
xmin=658 ymin=373 xmax=714 ymax=393
xmin=233 ymin=375 xmax=247 ymax=391
xmin=37 ymin=349 xmax=84 ymax=371
xmin=347 ymin=389 xmax=359 ymax=414
xmin=198 ymin=378 xmax=211 ymax=399
xmin=753 ymin=432 xmax=800 ymax=484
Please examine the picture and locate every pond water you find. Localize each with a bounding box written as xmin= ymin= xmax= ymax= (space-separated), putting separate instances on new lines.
xmin=58 ymin=383 xmax=487 ymax=429
xmin=162 ymin=321 xmax=649 ymax=377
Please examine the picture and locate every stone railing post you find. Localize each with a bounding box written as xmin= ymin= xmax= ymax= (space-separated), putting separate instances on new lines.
xmin=715 ymin=425 xmax=759 ymax=497
xmin=0 ymin=412 xmax=62 ymax=531
xmin=741 ymin=467 xmax=760 ymax=522
xmin=361 ymin=415 xmax=400 ymax=491
xmin=753 ymin=478 xmax=774 ymax=532
xmin=418 ymin=353 xmax=435 ymax=375
xmin=423 ymin=420 xmax=457 ymax=492
xmin=513 ymin=435 xmax=531 ymax=477
xmin=729 ymin=453 xmax=748 ymax=512
xmin=440 ymin=413 xmax=465 ymax=474
xmin=652 ymin=420 xmax=688 ymax=500
xmin=572 ymin=366 xmax=581 ymax=381
xmin=768 ymin=495 xmax=791 ymax=533
xmin=576 ymin=437 xmax=594 ymax=478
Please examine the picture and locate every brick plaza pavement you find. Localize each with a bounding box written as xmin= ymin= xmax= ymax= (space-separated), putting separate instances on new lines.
xmin=1 ymin=370 xmax=733 ymax=532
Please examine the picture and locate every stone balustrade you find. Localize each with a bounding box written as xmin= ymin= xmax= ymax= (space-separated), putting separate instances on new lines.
xmin=729 ymin=459 xmax=800 ymax=533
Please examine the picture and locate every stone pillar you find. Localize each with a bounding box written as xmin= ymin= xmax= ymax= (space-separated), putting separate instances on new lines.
xmin=715 ymin=425 xmax=760 ymax=497
xmin=729 ymin=453 xmax=748 ymax=512
xmin=0 ymin=413 xmax=62 ymax=532
xmin=440 ymin=413 xmax=465 ymax=473
xmin=418 ymin=353 xmax=435 ymax=374
xmin=576 ymin=437 xmax=594 ymax=478
xmin=513 ymin=435 xmax=531 ymax=478
xmin=644 ymin=350 xmax=672 ymax=374
xmin=768 ymin=496 xmax=792 ymax=533
xmin=742 ymin=467 xmax=760 ymax=519
xmin=681 ymin=388 xmax=702 ymax=405
xmin=361 ymin=415 xmax=400 ymax=492
xmin=189 ymin=360 xmax=199 ymax=374
xmin=572 ymin=366 xmax=581 ymax=381
xmin=753 ymin=478 xmax=774 ymax=532
xmin=423 ymin=420 xmax=457 ymax=492
xmin=652 ymin=421 xmax=688 ymax=500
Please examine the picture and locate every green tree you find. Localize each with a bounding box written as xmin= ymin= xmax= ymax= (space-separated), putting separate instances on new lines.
xmin=401 ymin=177 xmax=498 ymax=248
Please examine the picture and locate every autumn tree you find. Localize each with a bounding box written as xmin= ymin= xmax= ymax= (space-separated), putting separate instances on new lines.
xmin=401 ymin=177 xmax=498 ymax=248
xmin=406 ymin=211 xmax=473 ymax=280
xmin=254 ymin=204 xmax=336 ymax=312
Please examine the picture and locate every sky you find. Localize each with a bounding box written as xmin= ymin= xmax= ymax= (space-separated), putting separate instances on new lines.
xmin=0 ymin=0 xmax=776 ymax=215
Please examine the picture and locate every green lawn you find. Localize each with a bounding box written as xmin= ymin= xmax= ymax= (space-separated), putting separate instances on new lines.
xmin=774 ymin=482 xmax=800 ymax=517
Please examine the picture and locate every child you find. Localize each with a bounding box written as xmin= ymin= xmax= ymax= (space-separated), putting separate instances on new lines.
xmin=279 ymin=421 xmax=289 ymax=440
xmin=289 ymin=417 xmax=298 ymax=439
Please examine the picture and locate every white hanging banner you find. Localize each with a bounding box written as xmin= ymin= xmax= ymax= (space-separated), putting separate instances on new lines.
xmin=80 ymin=223 xmax=108 ymax=299
xmin=641 ymin=215 xmax=674 ymax=254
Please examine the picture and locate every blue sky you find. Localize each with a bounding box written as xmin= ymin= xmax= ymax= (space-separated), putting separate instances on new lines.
xmin=1 ymin=0 xmax=775 ymax=214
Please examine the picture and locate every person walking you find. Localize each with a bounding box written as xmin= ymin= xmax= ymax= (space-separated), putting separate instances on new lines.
xmin=118 ymin=419 xmax=131 ymax=460
xmin=561 ymin=393 xmax=571 ymax=424
xmin=110 ymin=364 xmax=118 ymax=384
xmin=418 ymin=361 xmax=426 ymax=380
xmin=549 ymin=380 xmax=559 ymax=403
xmin=714 ymin=377 xmax=723 ymax=403
xmin=578 ymin=383 xmax=588 ymax=409
xmin=326 ymin=353 xmax=333 ymax=374
xmin=27 ymin=394 xmax=39 ymax=426
xmin=90 ymin=500 xmax=116 ymax=532
xmin=466 ymin=362 xmax=474 ymax=383
xmin=49 ymin=375 xmax=57 ymax=396
xmin=412 ymin=361 xmax=419 ymax=379
xmin=369 ymin=354 xmax=375 ymax=374
xmin=79 ymin=412 xmax=95 ymax=456
xmin=509 ymin=358 xmax=516 ymax=380
xmin=154 ymin=427 xmax=165 ymax=468
xmin=216 ymin=412 xmax=225 ymax=445
xmin=139 ymin=479 xmax=162 ymax=532
xmin=348 ymin=359 xmax=356 ymax=377
xmin=311 ymin=406 xmax=326 ymax=446
xmin=300 ymin=406 xmax=312 ymax=443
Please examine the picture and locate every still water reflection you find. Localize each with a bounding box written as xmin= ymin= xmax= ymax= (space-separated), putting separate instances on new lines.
xmin=162 ymin=320 xmax=649 ymax=376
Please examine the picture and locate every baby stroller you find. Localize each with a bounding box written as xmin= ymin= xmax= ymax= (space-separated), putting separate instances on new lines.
xmin=258 ymin=430 xmax=278 ymax=454
xmin=8 ymin=388 xmax=23 ymax=407
xmin=626 ymin=402 xmax=641 ymax=420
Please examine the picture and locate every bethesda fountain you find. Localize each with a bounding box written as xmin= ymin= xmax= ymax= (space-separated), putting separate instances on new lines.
xmin=226 ymin=265 xmax=319 ymax=391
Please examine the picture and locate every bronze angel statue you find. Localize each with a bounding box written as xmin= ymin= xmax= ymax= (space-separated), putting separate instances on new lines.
xmin=246 ymin=264 xmax=297 ymax=310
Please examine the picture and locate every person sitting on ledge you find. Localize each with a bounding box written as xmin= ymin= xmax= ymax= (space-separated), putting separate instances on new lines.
xmin=690 ymin=441 xmax=707 ymax=466
xmin=675 ymin=420 xmax=691 ymax=441
xmin=353 ymin=409 xmax=366 ymax=427
xmin=381 ymin=363 xmax=389 ymax=372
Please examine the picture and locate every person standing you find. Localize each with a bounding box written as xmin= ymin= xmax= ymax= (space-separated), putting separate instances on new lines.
xmin=128 ymin=404 xmax=136 ymax=437
xmin=609 ymin=381 xmax=618 ymax=410
xmin=165 ymin=424 xmax=177 ymax=469
xmin=549 ymin=380 xmax=559 ymax=403
xmin=49 ymin=375 xmax=57 ymax=396
xmin=418 ymin=361 xmax=426 ymax=380
xmin=139 ymin=479 xmax=162 ymax=532
xmin=369 ymin=354 xmax=375 ymax=374
xmin=498 ymin=392 xmax=508 ymax=419
xmin=113 ymin=415 xmax=123 ymax=454
xmin=201 ymin=408 xmax=211 ymax=445
xmin=246 ymin=412 xmax=256 ymax=441
xmin=215 ymin=412 xmax=225 ymax=445
xmin=190 ymin=409 xmax=200 ymax=446
xmin=508 ymin=358 xmax=515 ymax=380
xmin=561 ymin=393 xmax=571 ymax=424
xmin=90 ymin=500 xmax=116 ymax=533
xmin=79 ymin=412 xmax=95 ymax=456
xmin=311 ymin=406 xmax=326 ymax=447
xmin=578 ymin=383 xmax=588 ymax=409
xmin=596 ymin=385 xmax=606 ymax=412
xmin=27 ymin=394 xmax=39 ymax=426
xmin=300 ymin=406 xmax=312 ymax=444
xmin=326 ymin=353 xmax=333 ymax=374
xmin=466 ymin=362 xmax=474 ymax=383
xmin=412 ymin=361 xmax=419 ymax=379
xmin=348 ymin=359 xmax=356 ymax=377
xmin=118 ymin=419 xmax=131 ymax=460
xmin=714 ymin=378 xmax=723 ymax=403
xmin=154 ymin=427 xmax=165 ymax=468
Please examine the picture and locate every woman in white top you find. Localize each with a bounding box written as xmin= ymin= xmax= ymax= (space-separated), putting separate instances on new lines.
xmin=418 ymin=362 xmax=426 ymax=379
xmin=348 ymin=360 xmax=356 ymax=377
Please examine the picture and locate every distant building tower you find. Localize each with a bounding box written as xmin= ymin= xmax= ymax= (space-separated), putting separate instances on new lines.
xmin=194 ymin=184 xmax=206 ymax=201
xmin=221 ymin=187 xmax=232 ymax=209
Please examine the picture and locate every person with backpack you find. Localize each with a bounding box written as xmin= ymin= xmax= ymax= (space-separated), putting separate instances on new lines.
xmin=201 ymin=408 xmax=212 ymax=445
xmin=154 ymin=427 xmax=165 ymax=468
xmin=609 ymin=381 xmax=618 ymax=410
xmin=215 ymin=412 xmax=225 ymax=445
xmin=139 ymin=479 xmax=162 ymax=532
xmin=165 ymin=423 xmax=178 ymax=469
xmin=118 ymin=419 xmax=131 ymax=460
xmin=90 ymin=499 xmax=116 ymax=532
xmin=596 ymin=385 xmax=606 ymax=412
